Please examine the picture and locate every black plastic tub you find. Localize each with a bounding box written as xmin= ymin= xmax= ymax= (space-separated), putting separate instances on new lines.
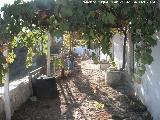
xmin=32 ymin=77 xmax=59 ymax=98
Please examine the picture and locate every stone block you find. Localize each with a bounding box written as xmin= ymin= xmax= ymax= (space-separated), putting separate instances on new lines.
xmin=106 ymin=70 xmax=123 ymax=85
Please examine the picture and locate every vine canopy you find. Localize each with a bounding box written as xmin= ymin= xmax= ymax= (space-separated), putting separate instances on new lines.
xmin=0 ymin=0 xmax=160 ymax=82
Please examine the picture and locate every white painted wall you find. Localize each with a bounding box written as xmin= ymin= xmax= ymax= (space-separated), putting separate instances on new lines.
xmin=100 ymin=50 xmax=108 ymax=61
xmin=112 ymin=34 xmax=124 ymax=69
xmin=111 ymin=32 xmax=160 ymax=119
xmin=136 ymin=32 xmax=160 ymax=120
xmin=0 ymin=76 xmax=31 ymax=118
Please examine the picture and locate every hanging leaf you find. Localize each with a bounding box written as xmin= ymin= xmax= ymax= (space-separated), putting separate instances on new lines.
xmin=107 ymin=12 xmax=116 ymax=24
xmin=89 ymin=30 xmax=95 ymax=38
xmin=6 ymin=50 xmax=16 ymax=64
xmin=102 ymin=13 xmax=108 ymax=24
xmin=101 ymin=36 xmax=111 ymax=54
xmin=54 ymin=30 xmax=63 ymax=38
xmin=145 ymin=36 xmax=157 ymax=46
xmin=141 ymin=52 xmax=153 ymax=65
xmin=60 ymin=22 xmax=70 ymax=31
xmin=60 ymin=6 xmax=73 ymax=17
xmin=101 ymin=12 xmax=116 ymax=24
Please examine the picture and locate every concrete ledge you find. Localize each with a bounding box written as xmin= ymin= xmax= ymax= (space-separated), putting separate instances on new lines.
xmin=106 ymin=70 xmax=134 ymax=95
xmin=106 ymin=70 xmax=123 ymax=85
xmin=100 ymin=64 xmax=109 ymax=71
xmin=0 ymin=76 xmax=31 ymax=118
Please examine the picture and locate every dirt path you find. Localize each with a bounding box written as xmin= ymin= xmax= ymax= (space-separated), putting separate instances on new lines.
xmin=12 ymin=60 xmax=152 ymax=120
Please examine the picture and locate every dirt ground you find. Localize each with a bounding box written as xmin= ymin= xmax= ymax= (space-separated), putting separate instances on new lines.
xmin=12 ymin=60 xmax=152 ymax=120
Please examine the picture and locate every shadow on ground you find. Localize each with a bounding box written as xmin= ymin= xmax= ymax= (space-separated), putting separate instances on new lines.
xmin=12 ymin=60 xmax=153 ymax=120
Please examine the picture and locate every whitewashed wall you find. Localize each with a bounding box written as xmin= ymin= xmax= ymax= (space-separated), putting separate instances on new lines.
xmin=112 ymin=34 xmax=124 ymax=69
xmin=136 ymin=32 xmax=160 ymax=120
xmin=100 ymin=50 xmax=108 ymax=61
xmin=0 ymin=76 xmax=31 ymax=118
xmin=111 ymin=32 xmax=160 ymax=119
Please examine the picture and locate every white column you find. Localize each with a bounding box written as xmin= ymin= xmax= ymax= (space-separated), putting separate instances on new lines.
xmin=47 ymin=32 xmax=51 ymax=76
xmin=3 ymin=49 xmax=11 ymax=120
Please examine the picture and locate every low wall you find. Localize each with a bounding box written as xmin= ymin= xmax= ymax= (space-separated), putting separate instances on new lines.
xmin=0 ymin=76 xmax=31 ymax=118
xmin=0 ymin=98 xmax=5 ymax=120
xmin=136 ymin=34 xmax=160 ymax=120
xmin=106 ymin=70 xmax=134 ymax=95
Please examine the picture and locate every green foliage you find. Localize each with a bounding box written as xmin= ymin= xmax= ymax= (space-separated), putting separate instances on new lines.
xmin=92 ymin=52 xmax=98 ymax=64
xmin=60 ymin=7 xmax=73 ymax=17
xmin=25 ymin=47 xmax=34 ymax=68
xmin=141 ymin=52 xmax=153 ymax=65
xmin=0 ymin=0 xmax=159 ymax=82
xmin=101 ymin=33 xmax=112 ymax=55
xmin=7 ymin=50 xmax=16 ymax=63
xmin=52 ymin=57 xmax=64 ymax=68
xmin=102 ymin=12 xmax=116 ymax=24
xmin=14 ymin=28 xmax=48 ymax=68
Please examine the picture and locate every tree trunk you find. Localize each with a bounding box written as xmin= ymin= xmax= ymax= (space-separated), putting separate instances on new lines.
xmin=127 ymin=32 xmax=134 ymax=75
xmin=121 ymin=27 xmax=127 ymax=70
xmin=61 ymin=67 xmax=65 ymax=78
xmin=61 ymin=35 xmax=65 ymax=78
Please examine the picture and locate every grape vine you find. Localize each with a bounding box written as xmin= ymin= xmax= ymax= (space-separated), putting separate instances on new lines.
xmin=0 ymin=0 xmax=160 ymax=83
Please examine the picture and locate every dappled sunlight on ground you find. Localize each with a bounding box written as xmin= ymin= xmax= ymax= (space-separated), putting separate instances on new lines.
xmin=12 ymin=59 xmax=152 ymax=120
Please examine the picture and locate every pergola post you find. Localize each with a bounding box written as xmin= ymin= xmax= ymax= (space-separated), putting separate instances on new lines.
xmin=127 ymin=31 xmax=134 ymax=76
xmin=3 ymin=46 xmax=11 ymax=120
xmin=47 ymin=32 xmax=51 ymax=76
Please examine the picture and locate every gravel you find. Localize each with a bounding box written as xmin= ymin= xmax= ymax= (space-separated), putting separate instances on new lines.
xmin=12 ymin=60 xmax=152 ymax=120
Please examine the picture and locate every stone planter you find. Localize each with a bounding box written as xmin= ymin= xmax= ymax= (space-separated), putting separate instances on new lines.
xmin=106 ymin=70 xmax=135 ymax=95
xmin=106 ymin=70 xmax=123 ymax=86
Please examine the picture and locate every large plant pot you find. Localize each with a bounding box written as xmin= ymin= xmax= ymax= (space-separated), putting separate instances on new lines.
xmin=32 ymin=77 xmax=59 ymax=98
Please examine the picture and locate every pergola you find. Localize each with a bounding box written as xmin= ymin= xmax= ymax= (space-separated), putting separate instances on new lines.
xmin=0 ymin=0 xmax=160 ymax=120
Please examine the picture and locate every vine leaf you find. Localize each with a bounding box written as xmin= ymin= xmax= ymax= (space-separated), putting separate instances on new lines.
xmin=60 ymin=7 xmax=73 ymax=17
xmin=107 ymin=12 xmax=116 ymax=24
xmin=61 ymin=22 xmax=70 ymax=31
xmin=145 ymin=36 xmax=157 ymax=46
xmin=102 ymin=12 xmax=115 ymax=24
xmin=102 ymin=13 xmax=108 ymax=24
xmin=54 ymin=30 xmax=63 ymax=38
xmin=89 ymin=30 xmax=94 ymax=38
xmin=141 ymin=53 xmax=153 ymax=65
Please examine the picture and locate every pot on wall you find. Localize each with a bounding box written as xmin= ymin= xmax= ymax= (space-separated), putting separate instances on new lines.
xmin=32 ymin=76 xmax=59 ymax=98
xmin=106 ymin=70 xmax=123 ymax=86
